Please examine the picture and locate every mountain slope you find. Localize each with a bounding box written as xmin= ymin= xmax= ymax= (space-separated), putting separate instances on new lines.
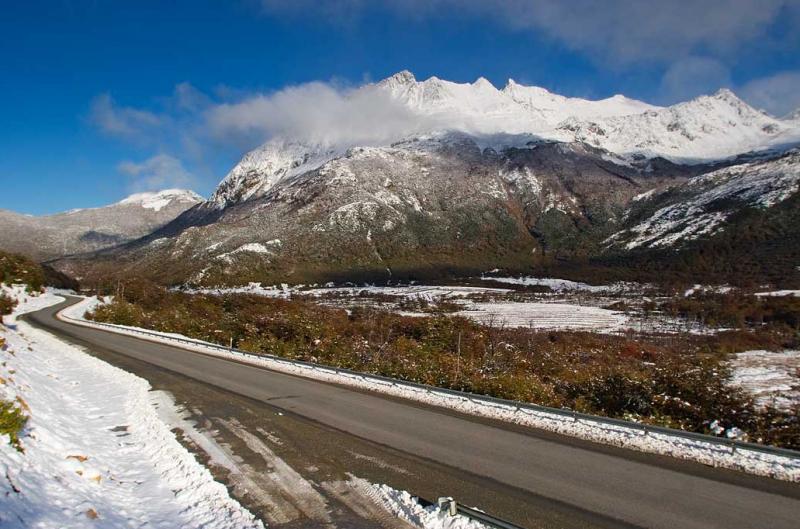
xmin=596 ymin=149 xmax=800 ymax=286
xmin=608 ymin=149 xmax=800 ymax=251
xmin=56 ymin=137 xmax=705 ymax=286
xmin=0 ymin=190 xmax=202 ymax=261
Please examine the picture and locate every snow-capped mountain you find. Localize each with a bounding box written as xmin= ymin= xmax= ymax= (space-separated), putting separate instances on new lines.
xmin=50 ymin=72 xmax=800 ymax=287
xmin=116 ymin=189 xmax=203 ymax=212
xmin=211 ymin=72 xmax=799 ymax=209
xmin=0 ymin=189 xmax=202 ymax=261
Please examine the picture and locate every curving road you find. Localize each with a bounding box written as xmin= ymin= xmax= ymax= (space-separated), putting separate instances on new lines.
xmin=24 ymin=297 xmax=800 ymax=529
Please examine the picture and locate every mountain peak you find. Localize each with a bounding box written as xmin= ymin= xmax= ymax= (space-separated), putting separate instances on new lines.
xmin=118 ymin=189 xmax=203 ymax=211
xmin=710 ymin=87 xmax=747 ymax=106
xmin=379 ymin=70 xmax=417 ymax=87
xmin=473 ymin=76 xmax=495 ymax=89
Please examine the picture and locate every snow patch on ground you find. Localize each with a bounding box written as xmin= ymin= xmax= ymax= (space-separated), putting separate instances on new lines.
xmin=456 ymin=302 xmax=628 ymax=331
xmin=683 ymin=284 xmax=735 ymax=297
xmin=185 ymin=283 xmax=513 ymax=301
xmin=0 ymin=289 xmax=263 ymax=529
xmin=754 ymin=290 xmax=800 ymax=298
xmin=729 ymin=350 xmax=800 ymax=411
xmin=479 ymin=275 xmax=634 ymax=293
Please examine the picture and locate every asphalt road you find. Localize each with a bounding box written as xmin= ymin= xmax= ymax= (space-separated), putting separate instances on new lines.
xmin=24 ymin=297 xmax=800 ymax=529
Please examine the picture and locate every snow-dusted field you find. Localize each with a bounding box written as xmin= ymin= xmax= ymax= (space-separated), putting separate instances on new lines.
xmin=754 ymin=290 xmax=800 ymax=298
xmin=730 ymin=350 xmax=800 ymax=410
xmin=185 ymin=280 xmax=636 ymax=332
xmin=186 ymin=282 xmax=513 ymax=301
xmin=478 ymin=275 xmax=632 ymax=293
xmin=455 ymin=301 xmax=628 ymax=331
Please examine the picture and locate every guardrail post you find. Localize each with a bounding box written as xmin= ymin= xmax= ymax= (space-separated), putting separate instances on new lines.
xmin=731 ymin=441 xmax=736 ymax=455
xmin=437 ymin=497 xmax=457 ymax=517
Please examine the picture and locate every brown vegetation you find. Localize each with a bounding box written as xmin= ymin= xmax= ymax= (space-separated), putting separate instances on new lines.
xmin=0 ymin=251 xmax=45 ymax=292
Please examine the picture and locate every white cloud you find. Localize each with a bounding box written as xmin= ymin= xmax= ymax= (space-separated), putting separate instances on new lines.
xmin=204 ymin=81 xmax=435 ymax=148
xmin=89 ymin=94 xmax=161 ymax=139
xmin=740 ymin=71 xmax=800 ymax=117
xmin=118 ymin=154 xmax=195 ymax=192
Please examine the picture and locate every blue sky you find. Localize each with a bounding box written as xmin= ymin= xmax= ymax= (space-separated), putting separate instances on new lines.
xmin=2 ymin=0 xmax=799 ymax=214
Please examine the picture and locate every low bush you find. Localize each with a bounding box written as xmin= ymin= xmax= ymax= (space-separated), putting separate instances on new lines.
xmin=0 ymin=399 xmax=27 ymax=450
xmin=0 ymin=293 xmax=16 ymax=316
xmin=0 ymin=251 xmax=45 ymax=292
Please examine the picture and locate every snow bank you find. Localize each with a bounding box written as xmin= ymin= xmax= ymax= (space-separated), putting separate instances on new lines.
xmin=63 ymin=297 xmax=800 ymax=482
xmin=0 ymin=290 xmax=263 ymax=528
xmin=369 ymin=484 xmax=487 ymax=529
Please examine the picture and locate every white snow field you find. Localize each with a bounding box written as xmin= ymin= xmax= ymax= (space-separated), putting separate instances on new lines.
xmin=729 ymin=350 xmax=800 ymax=411
xmin=0 ymin=287 xmax=488 ymax=529
xmin=455 ymin=301 xmax=628 ymax=331
xmin=64 ymin=296 xmax=800 ymax=482
xmin=478 ymin=275 xmax=621 ymax=293
xmin=754 ymin=290 xmax=800 ymax=298
xmin=186 ymin=282 xmax=513 ymax=300
xmin=184 ymin=282 xmax=631 ymax=331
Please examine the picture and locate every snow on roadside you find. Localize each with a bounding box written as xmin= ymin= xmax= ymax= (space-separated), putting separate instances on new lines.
xmin=63 ymin=296 xmax=800 ymax=482
xmin=0 ymin=288 xmax=264 ymax=529
xmin=368 ymin=484 xmax=487 ymax=529
xmin=729 ymin=350 xmax=800 ymax=410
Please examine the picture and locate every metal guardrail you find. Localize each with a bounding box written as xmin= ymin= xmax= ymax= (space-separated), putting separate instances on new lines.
xmin=66 ymin=311 xmax=800 ymax=461
xmin=419 ymin=497 xmax=526 ymax=529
